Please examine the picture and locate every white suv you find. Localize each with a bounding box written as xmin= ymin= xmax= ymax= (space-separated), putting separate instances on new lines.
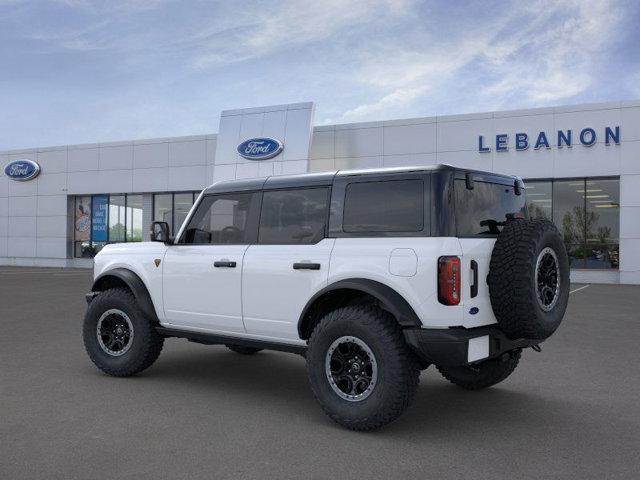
xmin=83 ymin=165 xmax=569 ymax=430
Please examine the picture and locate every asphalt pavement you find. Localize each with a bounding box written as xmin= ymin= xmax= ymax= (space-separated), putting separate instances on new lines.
xmin=1 ymin=267 xmax=639 ymax=479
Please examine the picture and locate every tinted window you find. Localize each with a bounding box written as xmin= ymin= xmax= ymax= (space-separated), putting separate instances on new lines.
xmin=343 ymin=180 xmax=424 ymax=233
xmin=455 ymin=180 xmax=526 ymax=236
xmin=181 ymin=193 xmax=256 ymax=244
xmin=259 ymin=188 xmax=329 ymax=244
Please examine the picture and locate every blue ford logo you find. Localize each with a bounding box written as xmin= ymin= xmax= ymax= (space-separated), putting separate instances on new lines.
xmin=237 ymin=137 xmax=283 ymax=160
xmin=4 ymin=159 xmax=41 ymax=181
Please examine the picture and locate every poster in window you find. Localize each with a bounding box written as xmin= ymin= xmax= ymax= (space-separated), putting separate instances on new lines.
xmin=75 ymin=196 xmax=91 ymax=241
xmin=92 ymin=195 xmax=108 ymax=242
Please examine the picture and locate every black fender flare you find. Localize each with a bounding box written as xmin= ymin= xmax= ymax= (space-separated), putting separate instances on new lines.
xmin=91 ymin=268 xmax=159 ymax=322
xmin=297 ymin=278 xmax=422 ymax=338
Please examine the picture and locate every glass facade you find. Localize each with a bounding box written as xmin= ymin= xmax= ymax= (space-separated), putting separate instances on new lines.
xmin=152 ymin=191 xmax=199 ymax=235
xmin=525 ymin=178 xmax=619 ymax=270
xmin=74 ymin=193 xmax=145 ymax=258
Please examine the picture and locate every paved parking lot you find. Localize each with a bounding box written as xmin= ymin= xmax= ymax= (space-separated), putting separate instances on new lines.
xmin=1 ymin=267 xmax=639 ymax=480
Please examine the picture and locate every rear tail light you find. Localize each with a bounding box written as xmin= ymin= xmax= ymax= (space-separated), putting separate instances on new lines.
xmin=438 ymin=256 xmax=461 ymax=305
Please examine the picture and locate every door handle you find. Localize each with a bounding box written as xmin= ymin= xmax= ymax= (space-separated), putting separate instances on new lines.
xmin=293 ymin=262 xmax=321 ymax=270
xmin=470 ymin=260 xmax=478 ymax=298
xmin=214 ymin=260 xmax=237 ymax=268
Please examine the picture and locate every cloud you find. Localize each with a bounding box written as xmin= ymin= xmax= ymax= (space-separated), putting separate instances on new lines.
xmin=334 ymin=0 xmax=626 ymax=122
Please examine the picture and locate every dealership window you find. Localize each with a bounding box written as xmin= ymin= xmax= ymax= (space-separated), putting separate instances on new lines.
xmin=525 ymin=178 xmax=619 ymax=270
xmin=152 ymin=191 xmax=199 ymax=235
xmin=74 ymin=193 xmax=145 ymax=258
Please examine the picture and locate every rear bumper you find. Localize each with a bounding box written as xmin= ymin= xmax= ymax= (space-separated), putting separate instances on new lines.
xmin=403 ymin=325 xmax=541 ymax=367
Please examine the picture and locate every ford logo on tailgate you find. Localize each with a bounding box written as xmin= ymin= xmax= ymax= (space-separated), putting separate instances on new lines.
xmin=4 ymin=159 xmax=41 ymax=181
xmin=237 ymin=137 xmax=283 ymax=160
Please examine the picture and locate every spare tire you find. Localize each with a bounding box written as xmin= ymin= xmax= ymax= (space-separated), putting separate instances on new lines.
xmin=488 ymin=219 xmax=569 ymax=340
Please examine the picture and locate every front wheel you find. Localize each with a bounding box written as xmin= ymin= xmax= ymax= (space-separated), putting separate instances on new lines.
xmin=306 ymin=305 xmax=420 ymax=431
xmin=83 ymin=288 xmax=164 ymax=377
xmin=436 ymin=349 xmax=521 ymax=390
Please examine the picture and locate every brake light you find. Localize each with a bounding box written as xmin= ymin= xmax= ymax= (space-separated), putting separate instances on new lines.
xmin=438 ymin=256 xmax=461 ymax=305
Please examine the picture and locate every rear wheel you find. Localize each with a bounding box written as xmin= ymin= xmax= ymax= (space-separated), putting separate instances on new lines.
xmin=83 ymin=288 xmax=164 ymax=376
xmin=306 ymin=305 xmax=420 ymax=431
xmin=225 ymin=344 xmax=262 ymax=355
xmin=437 ymin=349 xmax=521 ymax=390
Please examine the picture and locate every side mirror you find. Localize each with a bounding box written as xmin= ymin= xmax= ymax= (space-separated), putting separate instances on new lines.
xmin=150 ymin=221 xmax=172 ymax=244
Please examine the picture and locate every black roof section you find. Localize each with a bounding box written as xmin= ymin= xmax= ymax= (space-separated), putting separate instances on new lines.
xmin=202 ymin=164 xmax=520 ymax=194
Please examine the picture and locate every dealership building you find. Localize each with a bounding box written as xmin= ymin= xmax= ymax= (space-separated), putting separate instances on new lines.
xmin=1 ymin=100 xmax=639 ymax=284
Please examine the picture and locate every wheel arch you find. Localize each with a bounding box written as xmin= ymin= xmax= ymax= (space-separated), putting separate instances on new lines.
xmin=92 ymin=268 xmax=159 ymax=322
xmin=298 ymin=278 xmax=422 ymax=339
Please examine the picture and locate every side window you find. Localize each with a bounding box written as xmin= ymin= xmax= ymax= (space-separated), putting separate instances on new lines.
xmin=259 ymin=188 xmax=329 ymax=244
xmin=181 ymin=193 xmax=257 ymax=244
xmin=343 ymin=179 xmax=424 ymax=233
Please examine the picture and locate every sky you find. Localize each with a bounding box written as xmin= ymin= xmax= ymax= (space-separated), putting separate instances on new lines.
xmin=1 ymin=0 xmax=639 ymax=150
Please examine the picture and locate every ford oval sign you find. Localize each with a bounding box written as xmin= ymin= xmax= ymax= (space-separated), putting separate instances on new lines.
xmin=237 ymin=138 xmax=283 ymax=160
xmin=4 ymin=159 xmax=41 ymax=181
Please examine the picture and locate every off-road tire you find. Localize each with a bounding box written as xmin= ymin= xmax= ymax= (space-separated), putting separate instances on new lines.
xmin=306 ymin=304 xmax=420 ymax=431
xmin=437 ymin=349 xmax=521 ymax=390
xmin=488 ymin=219 xmax=569 ymax=340
xmin=226 ymin=344 xmax=263 ymax=355
xmin=83 ymin=288 xmax=164 ymax=377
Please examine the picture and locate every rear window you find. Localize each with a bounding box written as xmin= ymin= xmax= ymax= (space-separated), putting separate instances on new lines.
xmin=455 ymin=180 xmax=526 ymax=236
xmin=343 ymin=179 xmax=424 ymax=233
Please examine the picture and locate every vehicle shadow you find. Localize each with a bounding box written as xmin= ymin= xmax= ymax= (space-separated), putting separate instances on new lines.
xmin=129 ymin=344 xmax=599 ymax=439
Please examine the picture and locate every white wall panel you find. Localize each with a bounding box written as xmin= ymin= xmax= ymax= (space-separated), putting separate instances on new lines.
xmin=620 ymin=106 xmax=640 ymax=142
xmin=262 ymin=110 xmax=286 ymax=144
xmin=554 ymin=108 xmax=621 ymax=144
xmin=382 ymin=153 xmax=437 ymax=168
xmin=215 ymin=113 xmax=243 ymax=165
xmin=8 ymin=178 xmax=37 ymax=196
xmin=335 ymin=127 xmax=382 ymax=158
xmin=553 ymin=142 xmax=620 ymax=178
xmin=8 ymin=217 xmax=36 ymax=237
xmin=167 ymin=166 xmax=207 ymax=191
xmin=133 ymin=167 xmax=169 ymax=192
xmin=236 ymin=162 xmax=260 ymax=179
xmin=0 ymin=236 xmax=6 ymax=257
xmin=169 ymin=140 xmax=206 ymax=167
xmin=620 ymin=238 xmax=640 ymax=273
xmin=620 ymin=140 xmax=640 ymax=175
xmin=99 ymin=144 xmax=133 ymax=170
xmin=67 ymin=171 xmax=102 ymax=195
xmin=282 ymin=107 xmax=314 ymax=162
xmin=8 ymin=196 xmax=37 ymax=216
xmin=437 ymin=118 xmax=494 ymax=152
xmin=97 ymin=169 xmax=133 ymax=193
xmin=134 ymin=142 xmax=169 ymax=169
xmin=0 ymin=215 xmax=7 ymax=236
xmin=620 ymin=175 xmax=640 ymax=206
xmin=335 ymin=156 xmax=382 ymax=170
xmin=36 ymin=237 xmax=67 ymax=258
xmin=37 ymin=173 xmax=67 ymax=195
xmin=620 ymin=206 xmax=640 ymax=238
xmin=37 ymin=195 xmax=67 ymax=217
xmin=0 ymin=198 xmax=7 ymax=217
xmin=68 ymin=147 xmax=99 ymax=171
xmin=383 ymin=123 xmax=436 ymax=155
xmin=37 ymin=215 xmax=67 ymax=237
xmin=37 ymin=149 xmax=67 ymax=173
xmin=310 ymin=130 xmax=334 ymax=159
xmin=7 ymin=237 xmax=36 ymax=257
